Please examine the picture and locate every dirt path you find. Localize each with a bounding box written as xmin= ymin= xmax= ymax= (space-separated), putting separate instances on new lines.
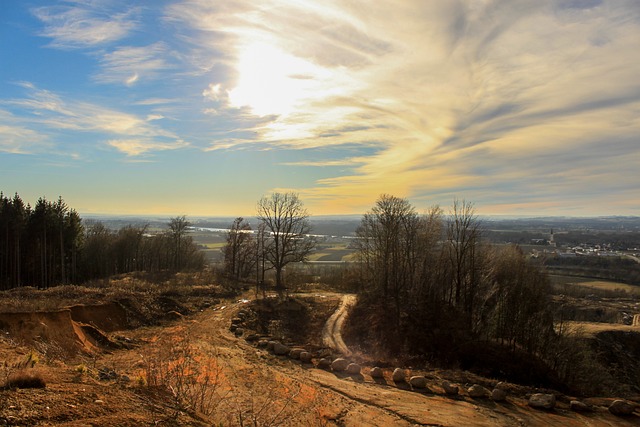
xmin=322 ymin=293 xmax=356 ymax=355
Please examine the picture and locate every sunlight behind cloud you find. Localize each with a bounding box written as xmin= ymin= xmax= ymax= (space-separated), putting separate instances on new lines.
xmin=228 ymin=42 xmax=332 ymax=117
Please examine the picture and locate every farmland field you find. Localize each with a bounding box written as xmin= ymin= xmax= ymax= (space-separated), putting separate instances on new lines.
xmin=550 ymin=274 xmax=640 ymax=295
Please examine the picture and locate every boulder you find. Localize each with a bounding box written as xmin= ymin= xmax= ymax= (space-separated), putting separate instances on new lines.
xmin=528 ymin=393 xmax=556 ymax=410
xmin=273 ymin=343 xmax=290 ymax=356
xmin=468 ymin=384 xmax=490 ymax=398
xmin=608 ymin=400 xmax=636 ymax=416
xmin=267 ymin=341 xmax=277 ymax=351
xmin=370 ymin=367 xmax=384 ymax=378
xmin=289 ymin=348 xmax=304 ymax=359
xmin=331 ymin=358 xmax=350 ymax=372
xmin=245 ymin=333 xmax=259 ymax=342
xmin=346 ymin=363 xmax=361 ymax=375
xmin=570 ymin=400 xmax=591 ymax=412
xmin=234 ymin=327 xmax=244 ymax=337
xmin=317 ymin=358 xmax=332 ymax=369
xmin=257 ymin=339 xmax=269 ymax=348
xmin=299 ymin=351 xmax=313 ymax=363
xmin=409 ymin=376 xmax=428 ymax=389
xmin=392 ymin=368 xmax=406 ymax=382
xmin=442 ymin=381 xmax=459 ymax=395
xmin=491 ymin=388 xmax=507 ymax=402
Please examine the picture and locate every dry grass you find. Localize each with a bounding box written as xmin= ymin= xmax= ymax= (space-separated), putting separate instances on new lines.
xmin=572 ymin=280 xmax=640 ymax=294
xmin=4 ymin=369 xmax=46 ymax=389
xmin=0 ymin=271 xmax=227 ymax=313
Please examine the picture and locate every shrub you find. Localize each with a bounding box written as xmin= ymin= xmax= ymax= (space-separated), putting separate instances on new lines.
xmin=4 ymin=369 xmax=46 ymax=389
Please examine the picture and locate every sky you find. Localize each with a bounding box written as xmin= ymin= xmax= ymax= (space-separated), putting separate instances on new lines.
xmin=1 ymin=0 xmax=639 ymax=217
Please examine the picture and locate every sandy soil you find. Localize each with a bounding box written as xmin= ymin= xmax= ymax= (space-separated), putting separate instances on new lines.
xmin=1 ymin=291 xmax=639 ymax=426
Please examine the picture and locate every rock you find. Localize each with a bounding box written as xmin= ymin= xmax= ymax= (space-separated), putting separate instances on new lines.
xmin=234 ymin=327 xmax=244 ymax=337
xmin=267 ymin=341 xmax=277 ymax=351
xmin=245 ymin=333 xmax=259 ymax=342
xmin=257 ymin=339 xmax=269 ymax=348
xmin=409 ymin=376 xmax=428 ymax=389
xmin=229 ymin=325 xmax=237 ymax=333
xmin=392 ymin=368 xmax=406 ymax=382
xmin=370 ymin=367 xmax=384 ymax=378
xmin=608 ymin=400 xmax=636 ymax=416
xmin=468 ymin=384 xmax=490 ymax=398
xmin=317 ymin=358 xmax=332 ymax=369
xmin=491 ymin=388 xmax=507 ymax=402
xmin=273 ymin=343 xmax=290 ymax=356
xmin=166 ymin=311 xmax=183 ymax=320
xmin=346 ymin=363 xmax=361 ymax=375
xmin=318 ymin=348 xmax=333 ymax=358
xmin=331 ymin=358 xmax=350 ymax=372
xmin=528 ymin=393 xmax=556 ymax=410
xmin=289 ymin=348 xmax=304 ymax=359
xmin=299 ymin=351 xmax=313 ymax=363
xmin=570 ymin=400 xmax=591 ymax=412
xmin=231 ymin=317 xmax=243 ymax=325
xmin=442 ymin=381 xmax=459 ymax=395
xmin=495 ymin=381 xmax=508 ymax=390
xmin=98 ymin=367 xmax=117 ymax=381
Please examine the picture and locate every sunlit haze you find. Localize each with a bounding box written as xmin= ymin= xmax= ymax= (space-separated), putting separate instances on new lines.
xmin=1 ymin=1 xmax=639 ymax=217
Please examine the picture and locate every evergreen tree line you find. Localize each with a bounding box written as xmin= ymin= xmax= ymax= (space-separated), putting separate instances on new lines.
xmin=0 ymin=193 xmax=205 ymax=290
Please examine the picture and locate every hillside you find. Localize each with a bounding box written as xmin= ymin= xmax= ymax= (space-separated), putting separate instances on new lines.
xmin=0 ymin=278 xmax=639 ymax=426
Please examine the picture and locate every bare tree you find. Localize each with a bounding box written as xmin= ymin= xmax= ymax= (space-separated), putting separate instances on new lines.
xmin=256 ymin=192 xmax=314 ymax=298
xmin=445 ymin=199 xmax=484 ymax=329
xmin=355 ymin=194 xmax=421 ymax=329
xmin=223 ymin=217 xmax=255 ymax=281
xmin=168 ymin=215 xmax=190 ymax=271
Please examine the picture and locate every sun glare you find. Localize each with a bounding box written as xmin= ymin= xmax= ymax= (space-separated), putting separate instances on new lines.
xmin=228 ymin=42 xmax=329 ymax=117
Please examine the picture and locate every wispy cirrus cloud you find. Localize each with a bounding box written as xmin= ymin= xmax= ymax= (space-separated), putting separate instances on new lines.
xmin=166 ymin=0 xmax=640 ymax=214
xmin=0 ymin=109 xmax=50 ymax=154
xmin=32 ymin=2 xmax=137 ymax=49
xmin=107 ymin=138 xmax=188 ymax=156
xmin=95 ymin=42 xmax=174 ymax=86
xmin=3 ymin=83 xmax=188 ymax=157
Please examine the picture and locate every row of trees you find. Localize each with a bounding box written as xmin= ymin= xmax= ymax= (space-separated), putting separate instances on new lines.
xmin=0 ymin=193 xmax=82 ymax=289
xmin=353 ymin=194 xmax=554 ymax=357
xmin=81 ymin=215 xmax=205 ymax=281
xmin=223 ymin=192 xmax=315 ymax=298
xmin=0 ymin=193 xmax=205 ymax=289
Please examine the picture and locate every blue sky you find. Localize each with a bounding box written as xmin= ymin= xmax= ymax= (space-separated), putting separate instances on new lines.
xmin=1 ymin=0 xmax=639 ymax=216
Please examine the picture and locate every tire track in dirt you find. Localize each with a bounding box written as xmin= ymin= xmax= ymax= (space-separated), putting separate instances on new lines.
xmin=322 ymin=294 xmax=356 ymax=355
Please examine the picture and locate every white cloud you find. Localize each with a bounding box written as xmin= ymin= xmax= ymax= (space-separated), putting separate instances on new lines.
xmin=95 ymin=43 xmax=173 ymax=85
xmin=0 ymin=110 xmax=50 ymax=154
xmin=167 ymin=0 xmax=640 ymax=213
xmin=32 ymin=3 xmax=137 ymax=48
xmin=3 ymin=84 xmax=187 ymax=157
xmin=107 ymin=138 xmax=189 ymax=156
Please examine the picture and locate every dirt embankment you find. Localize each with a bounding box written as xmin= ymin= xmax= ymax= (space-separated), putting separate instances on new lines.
xmin=0 ymin=309 xmax=101 ymax=355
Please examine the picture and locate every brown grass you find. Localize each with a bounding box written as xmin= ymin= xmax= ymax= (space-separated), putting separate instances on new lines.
xmin=4 ymin=369 xmax=46 ymax=389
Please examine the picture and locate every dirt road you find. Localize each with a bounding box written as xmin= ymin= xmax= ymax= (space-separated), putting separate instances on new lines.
xmin=322 ymin=293 xmax=356 ymax=355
